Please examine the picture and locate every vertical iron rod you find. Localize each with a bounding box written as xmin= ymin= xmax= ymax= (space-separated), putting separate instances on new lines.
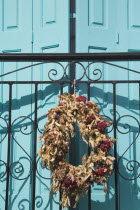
xmin=87 ymin=83 xmax=91 ymax=210
xmin=32 ymin=84 xmax=38 ymax=210
xmin=60 ymin=83 xmax=63 ymax=95
xmin=70 ymin=0 xmax=76 ymax=54
xmin=113 ymin=83 xmax=119 ymax=210
xmin=69 ymin=79 xmax=76 ymax=210
xmin=59 ymin=83 xmax=63 ymax=210
xmin=69 ymin=0 xmax=76 ymax=209
xmin=5 ymin=84 xmax=12 ymax=210
xmin=139 ymin=83 xmax=140 ymax=121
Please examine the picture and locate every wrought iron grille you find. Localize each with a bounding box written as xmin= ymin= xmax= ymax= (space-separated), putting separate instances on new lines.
xmin=0 ymin=53 xmax=140 ymax=210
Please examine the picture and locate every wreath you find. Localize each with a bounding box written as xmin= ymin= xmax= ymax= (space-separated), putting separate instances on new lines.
xmin=38 ymin=93 xmax=116 ymax=208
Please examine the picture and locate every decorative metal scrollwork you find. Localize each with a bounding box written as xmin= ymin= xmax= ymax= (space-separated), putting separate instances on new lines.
xmin=35 ymin=196 xmax=43 ymax=208
xmin=85 ymin=62 xmax=102 ymax=81
xmin=18 ymin=199 xmax=31 ymax=210
xmin=9 ymin=116 xmax=34 ymax=180
xmin=0 ymin=160 xmax=7 ymax=179
xmin=116 ymin=115 xmax=140 ymax=180
xmin=0 ymin=58 xmax=140 ymax=209
xmin=0 ymin=117 xmax=8 ymax=143
xmin=48 ymin=62 xmax=67 ymax=81
xmin=36 ymin=157 xmax=51 ymax=180
xmin=0 ymin=60 xmax=140 ymax=82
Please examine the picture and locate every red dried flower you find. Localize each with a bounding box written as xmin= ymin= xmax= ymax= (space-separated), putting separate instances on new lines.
xmin=76 ymin=96 xmax=87 ymax=102
xmin=86 ymin=114 xmax=95 ymax=124
xmin=69 ymin=181 xmax=78 ymax=191
xmin=97 ymin=121 xmax=107 ymax=132
xmin=86 ymin=102 xmax=93 ymax=107
xmin=64 ymin=178 xmax=72 ymax=187
xmin=100 ymin=140 xmax=112 ymax=151
xmin=64 ymin=178 xmax=78 ymax=190
xmin=95 ymin=168 xmax=106 ymax=176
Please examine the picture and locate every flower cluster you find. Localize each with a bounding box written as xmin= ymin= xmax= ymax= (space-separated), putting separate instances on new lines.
xmin=97 ymin=121 xmax=107 ymax=131
xmin=100 ymin=140 xmax=112 ymax=151
xmin=95 ymin=168 xmax=106 ymax=176
xmin=64 ymin=178 xmax=78 ymax=190
xmin=86 ymin=102 xmax=94 ymax=107
xmin=76 ymin=95 xmax=87 ymax=102
xmin=38 ymin=93 xmax=116 ymax=208
xmin=86 ymin=114 xmax=95 ymax=124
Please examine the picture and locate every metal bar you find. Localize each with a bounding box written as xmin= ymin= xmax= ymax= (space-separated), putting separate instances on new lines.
xmin=70 ymin=0 xmax=76 ymax=54
xmin=139 ymin=83 xmax=140 ymax=121
xmin=1 ymin=52 xmax=140 ymax=62
xmin=60 ymin=83 xmax=64 ymax=95
xmin=59 ymin=83 xmax=63 ymax=210
xmin=87 ymin=83 xmax=91 ymax=210
xmin=113 ymin=83 xmax=119 ymax=210
xmin=5 ymin=84 xmax=12 ymax=210
xmin=69 ymin=0 xmax=76 ymax=208
xmin=32 ymin=84 xmax=38 ymax=210
xmin=0 ymin=80 xmax=140 ymax=84
xmin=69 ymin=62 xmax=76 ymax=209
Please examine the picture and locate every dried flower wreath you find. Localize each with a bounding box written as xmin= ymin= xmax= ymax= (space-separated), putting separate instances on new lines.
xmin=38 ymin=93 xmax=116 ymax=208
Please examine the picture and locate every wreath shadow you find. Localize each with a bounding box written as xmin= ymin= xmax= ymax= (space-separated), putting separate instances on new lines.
xmin=0 ymin=81 xmax=140 ymax=210
xmin=74 ymin=150 xmax=140 ymax=210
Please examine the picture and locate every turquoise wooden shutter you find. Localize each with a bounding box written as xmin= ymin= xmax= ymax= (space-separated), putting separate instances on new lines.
xmin=76 ymin=1 xmax=140 ymax=210
xmin=76 ymin=0 xmax=117 ymax=53
xmin=33 ymin=0 xmax=69 ymax=53
xmin=33 ymin=1 xmax=69 ymax=210
xmin=115 ymin=1 xmax=140 ymax=210
xmin=0 ymin=1 xmax=69 ymax=209
xmin=0 ymin=1 xmax=32 ymax=210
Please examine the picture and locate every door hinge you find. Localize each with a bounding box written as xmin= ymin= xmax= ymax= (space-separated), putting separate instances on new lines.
xmin=70 ymin=13 xmax=76 ymax=19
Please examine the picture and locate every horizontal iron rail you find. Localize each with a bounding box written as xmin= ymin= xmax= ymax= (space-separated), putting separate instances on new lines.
xmin=1 ymin=52 xmax=140 ymax=62
xmin=0 ymin=80 xmax=139 ymax=84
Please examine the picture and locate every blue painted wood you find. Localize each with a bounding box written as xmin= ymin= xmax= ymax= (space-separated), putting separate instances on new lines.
xmin=0 ymin=0 xmax=69 ymax=209
xmin=1 ymin=1 xmax=140 ymax=210
xmin=76 ymin=0 xmax=140 ymax=210
xmin=33 ymin=1 xmax=69 ymax=209
xmin=0 ymin=1 xmax=33 ymax=209
xmin=116 ymin=1 xmax=140 ymax=210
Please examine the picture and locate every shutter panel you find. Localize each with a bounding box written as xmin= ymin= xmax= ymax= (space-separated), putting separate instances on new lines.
xmin=76 ymin=1 xmax=140 ymax=210
xmin=0 ymin=1 xmax=32 ymax=209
